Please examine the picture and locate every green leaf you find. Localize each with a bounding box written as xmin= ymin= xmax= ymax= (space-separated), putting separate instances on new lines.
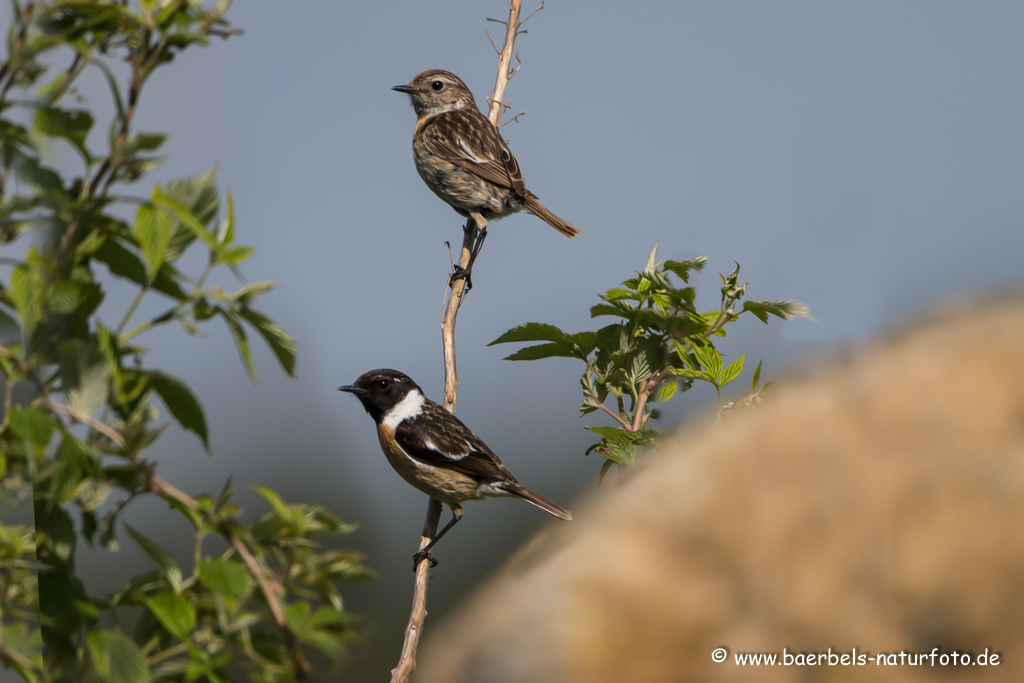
xmin=34 ymin=106 xmax=94 ymax=160
xmin=0 ymin=621 xmax=41 ymax=679
xmin=663 ymin=256 xmax=708 ymax=282
xmin=585 ymin=426 xmax=638 ymax=464
xmin=721 ymin=354 xmax=746 ymax=386
xmin=637 ymin=268 xmax=673 ymax=291
xmin=48 ymin=278 xmax=80 ymax=313
xmin=88 ymin=630 xmax=151 ymax=683
xmin=585 ymin=426 xmax=626 ymax=440
xmin=130 ymin=132 xmax=167 ymax=152
xmin=214 ymin=244 xmax=254 ymax=265
xmin=153 ymin=186 xmax=218 ymax=251
xmin=626 ymin=350 xmax=652 ymax=386
xmin=284 ymin=600 xmax=312 ymax=634
xmin=602 ymin=287 xmax=641 ymax=302
xmin=59 ymin=340 xmax=112 ymax=417
xmin=569 ymin=330 xmax=599 ymax=358
xmin=590 ymin=300 xmax=636 ymax=320
xmin=148 ymin=371 xmax=209 ymax=449
xmin=8 ymin=406 xmax=55 ymax=447
xmin=97 ymin=324 xmax=124 ymax=395
xmin=651 ymin=378 xmax=678 ymax=403
xmin=93 ymin=239 xmax=188 ymax=300
xmin=690 ymin=342 xmax=722 ymax=378
xmin=38 ymin=571 xmax=91 ymax=634
xmin=220 ymin=311 xmax=256 ymax=384
xmin=9 ymin=262 xmax=45 ymax=334
xmin=142 ymin=592 xmax=196 ymax=640
xmin=501 ymin=342 xmax=577 ymax=361
xmin=134 ymin=203 xmax=173 ymax=280
xmin=237 ymin=308 xmax=298 ymax=377
xmin=597 ymin=459 xmax=616 ymax=486
xmin=159 ymin=168 xmax=220 ymax=262
xmin=125 ymin=524 xmax=182 ymax=592
xmin=252 ymin=483 xmax=291 ymax=520
xmin=198 ymin=559 xmax=252 ymax=599
xmin=643 ymin=244 xmax=659 ymax=274
xmin=228 ymin=281 xmax=275 ymax=304
xmin=490 ymin=321 xmax=588 ymax=361
xmin=35 ymin=504 xmax=76 ymax=568
xmin=751 ymin=359 xmax=763 ymax=392
xmin=218 ymin=190 xmax=235 ymax=245
xmin=53 ymin=435 xmax=95 ymax=503
xmin=488 ymin=321 xmax=573 ymax=347
xmin=670 ymin=367 xmax=718 ymax=385
xmin=722 ymin=261 xmax=741 ymax=286
xmin=165 ymin=166 xmax=220 ymax=227
xmin=742 ymin=299 xmax=813 ymax=323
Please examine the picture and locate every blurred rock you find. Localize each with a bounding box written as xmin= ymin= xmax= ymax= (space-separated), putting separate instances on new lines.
xmin=415 ymin=295 xmax=1024 ymax=682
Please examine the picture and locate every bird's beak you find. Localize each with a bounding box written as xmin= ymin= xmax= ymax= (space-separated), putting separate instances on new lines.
xmin=391 ymin=84 xmax=417 ymax=94
xmin=338 ymin=385 xmax=366 ymax=396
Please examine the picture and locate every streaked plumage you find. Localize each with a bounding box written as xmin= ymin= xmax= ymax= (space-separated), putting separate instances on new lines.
xmin=393 ymin=69 xmax=581 ymax=239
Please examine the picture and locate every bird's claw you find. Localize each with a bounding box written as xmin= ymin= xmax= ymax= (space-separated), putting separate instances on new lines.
xmin=448 ymin=265 xmax=473 ymax=291
xmin=413 ymin=550 xmax=439 ymax=571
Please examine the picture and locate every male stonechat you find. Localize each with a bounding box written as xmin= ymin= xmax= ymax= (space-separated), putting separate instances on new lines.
xmin=392 ymin=70 xmax=581 ymax=243
xmin=340 ymin=368 xmax=571 ymax=566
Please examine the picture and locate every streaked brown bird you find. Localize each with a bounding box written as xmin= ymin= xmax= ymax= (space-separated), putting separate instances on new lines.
xmin=392 ymin=69 xmax=581 ymax=261
xmin=339 ymin=368 xmax=571 ymax=567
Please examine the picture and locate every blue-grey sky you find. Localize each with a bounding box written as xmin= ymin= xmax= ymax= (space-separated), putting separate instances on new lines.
xmin=24 ymin=1 xmax=1024 ymax=675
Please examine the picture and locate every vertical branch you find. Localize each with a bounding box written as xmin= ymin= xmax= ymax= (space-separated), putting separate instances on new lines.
xmin=391 ymin=3 xmax=527 ymax=682
xmin=440 ymin=224 xmax=476 ymax=412
xmin=440 ymin=0 xmax=524 ymax=410
xmin=390 ymin=498 xmax=442 ymax=683
xmin=487 ymin=0 xmax=525 ymax=124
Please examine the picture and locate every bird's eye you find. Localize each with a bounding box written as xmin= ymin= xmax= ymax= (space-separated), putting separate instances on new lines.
xmin=377 ymin=379 xmax=389 ymax=390
xmin=431 ymin=80 xmax=444 ymax=91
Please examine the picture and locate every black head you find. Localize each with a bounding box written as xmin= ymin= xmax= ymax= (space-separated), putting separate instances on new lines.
xmin=339 ymin=369 xmax=422 ymax=423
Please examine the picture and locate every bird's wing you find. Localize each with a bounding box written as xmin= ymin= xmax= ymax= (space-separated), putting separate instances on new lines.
xmin=393 ymin=400 xmax=517 ymax=482
xmin=423 ymin=110 xmax=527 ymax=198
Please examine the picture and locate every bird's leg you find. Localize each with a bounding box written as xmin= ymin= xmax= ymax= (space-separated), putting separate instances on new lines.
xmin=448 ymin=215 xmax=488 ymax=290
xmin=412 ymin=503 xmax=463 ymax=570
xmin=467 ymin=218 xmax=488 ymax=273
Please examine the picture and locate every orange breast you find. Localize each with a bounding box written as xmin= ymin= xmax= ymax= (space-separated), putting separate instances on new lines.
xmin=376 ymin=424 xmax=481 ymax=504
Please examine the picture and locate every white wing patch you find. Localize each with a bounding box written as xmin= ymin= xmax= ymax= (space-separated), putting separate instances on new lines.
xmin=423 ymin=438 xmax=469 ymax=460
xmin=457 ymin=137 xmax=487 ymax=164
xmin=382 ymin=390 xmax=425 ymax=430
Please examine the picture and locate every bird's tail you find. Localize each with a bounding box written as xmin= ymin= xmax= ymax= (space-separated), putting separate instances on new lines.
xmin=523 ymin=193 xmax=581 ymax=240
xmin=499 ymin=481 xmax=573 ymax=520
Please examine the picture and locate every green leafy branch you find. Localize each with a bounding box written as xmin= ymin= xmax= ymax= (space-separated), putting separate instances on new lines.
xmin=0 ymin=3 xmax=366 ymax=682
xmin=491 ymin=245 xmax=810 ymax=480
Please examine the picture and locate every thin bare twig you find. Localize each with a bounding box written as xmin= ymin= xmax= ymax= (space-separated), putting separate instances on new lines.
xmin=485 ymin=29 xmax=502 ymax=56
xmin=498 ymin=111 xmax=526 ymax=128
xmin=596 ymin=399 xmax=632 ymax=430
xmin=44 ymin=399 xmax=126 ymax=448
xmin=520 ymin=2 xmax=545 ymax=25
xmin=487 ymin=0 xmax=524 ymax=123
xmin=391 ymin=3 xmax=527 ymax=681
xmin=207 ymin=27 xmax=244 ymax=39
xmin=486 ymin=96 xmax=512 ymax=117
xmin=509 ymin=53 xmax=523 ymax=80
